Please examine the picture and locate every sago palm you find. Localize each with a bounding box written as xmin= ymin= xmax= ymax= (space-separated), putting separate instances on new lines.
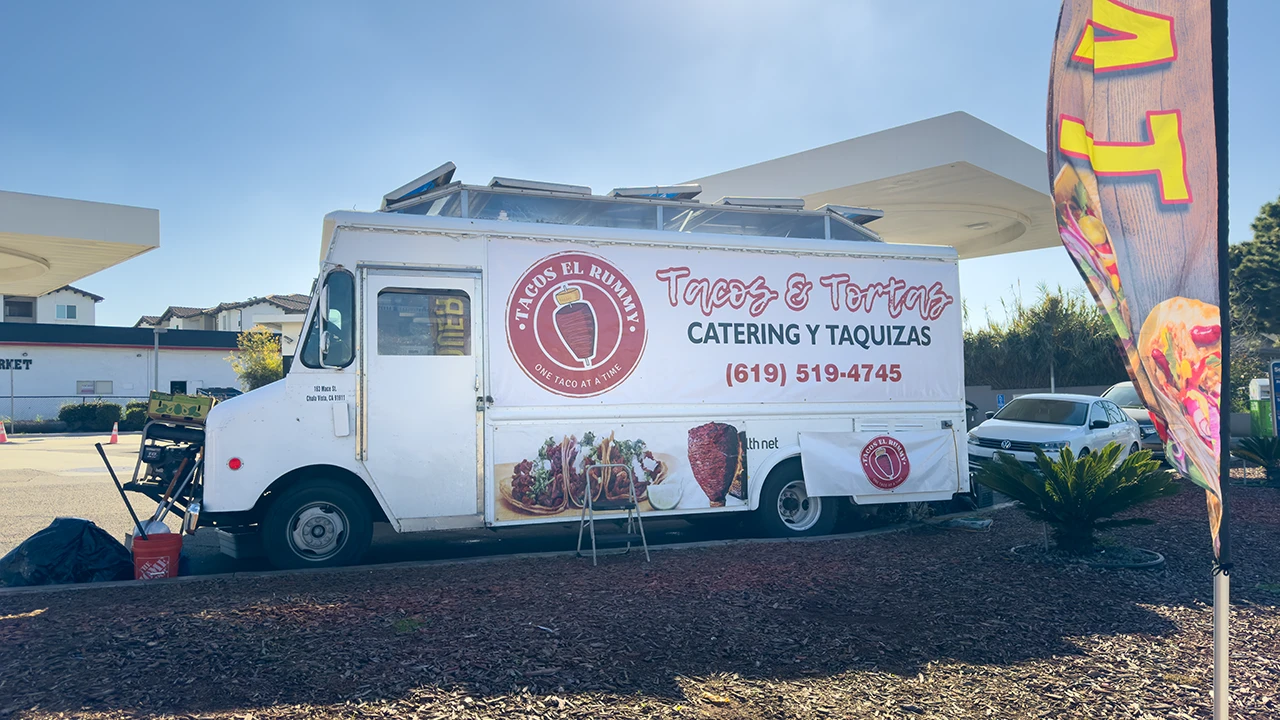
xmin=974 ymin=443 xmax=1179 ymax=555
xmin=1232 ymin=436 xmax=1280 ymax=487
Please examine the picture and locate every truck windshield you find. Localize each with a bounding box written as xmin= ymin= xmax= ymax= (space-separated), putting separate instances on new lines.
xmin=993 ymin=398 xmax=1088 ymax=426
xmin=300 ymin=270 xmax=355 ymax=369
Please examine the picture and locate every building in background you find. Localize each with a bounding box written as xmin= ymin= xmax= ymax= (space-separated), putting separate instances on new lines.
xmin=1 ymin=285 xmax=102 ymax=325
xmin=136 ymin=292 xmax=310 ymax=358
xmin=0 ymin=324 xmax=241 ymax=421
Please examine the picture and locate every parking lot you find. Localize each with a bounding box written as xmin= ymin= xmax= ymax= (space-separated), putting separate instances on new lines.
xmin=0 ymin=435 xmax=750 ymax=575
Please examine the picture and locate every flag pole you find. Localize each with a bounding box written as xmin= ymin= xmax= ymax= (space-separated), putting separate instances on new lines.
xmin=1210 ymin=1 xmax=1232 ymax=718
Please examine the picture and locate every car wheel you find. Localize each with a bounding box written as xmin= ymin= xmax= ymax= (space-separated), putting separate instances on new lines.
xmin=1078 ymin=447 xmax=1091 ymax=457
xmin=754 ymin=463 xmax=838 ymax=538
xmin=262 ymin=479 xmax=372 ymax=570
xmin=1130 ymin=442 xmax=1140 ymax=457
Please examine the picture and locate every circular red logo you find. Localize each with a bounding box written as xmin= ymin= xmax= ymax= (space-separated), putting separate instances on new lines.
xmin=860 ymin=436 xmax=911 ymax=489
xmin=506 ymin=251 xmax=647 ymax=398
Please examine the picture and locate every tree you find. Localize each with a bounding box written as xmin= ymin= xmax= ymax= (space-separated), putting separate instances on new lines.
xmin=975 ymin=445 xmax=1179 ymax=555
xmin=964 ymin=285 xmax=1128 ymax=389
xmin=1226 ymin=193 xmax=1280 ymax=409
xmin=229 ymin=325 xmax=284 ymax=391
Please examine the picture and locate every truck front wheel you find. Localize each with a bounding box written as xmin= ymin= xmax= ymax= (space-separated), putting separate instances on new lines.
xmin=262 ymin=479 xmax=373 ymax=569
xmin=754 ymin=464 xmax=838 ymax=538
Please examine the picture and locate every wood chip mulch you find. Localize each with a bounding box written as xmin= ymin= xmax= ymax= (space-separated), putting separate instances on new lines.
xmin=1 ymin=480 xmax=1277 ymax=719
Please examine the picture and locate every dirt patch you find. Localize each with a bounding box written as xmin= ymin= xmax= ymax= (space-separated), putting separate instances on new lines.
xmin=1 ymin=480 xmax=1277 ymax=719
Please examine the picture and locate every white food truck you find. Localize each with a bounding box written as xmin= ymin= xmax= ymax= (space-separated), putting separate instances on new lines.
xmin=196 ymin=164 xmax=970 ymax=568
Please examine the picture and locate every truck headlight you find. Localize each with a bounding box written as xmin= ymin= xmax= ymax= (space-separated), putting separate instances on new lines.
xmin=1038 ymin=440 xmax=1070 ymax=450
xmin=967 ymin=432 xmax=980 ymax=446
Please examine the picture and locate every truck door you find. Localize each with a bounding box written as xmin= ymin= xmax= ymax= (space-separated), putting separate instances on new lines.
xmin=361 ymin=271 xmax=482 ymax=520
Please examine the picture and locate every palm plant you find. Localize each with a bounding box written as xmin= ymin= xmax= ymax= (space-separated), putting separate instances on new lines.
xmin=1232 ymin=436 xmax=1280 ymax=487
xmin=974 ymin=443 xmax=1179 ymax=555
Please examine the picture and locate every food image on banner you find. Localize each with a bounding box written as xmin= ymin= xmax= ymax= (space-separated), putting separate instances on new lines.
xmin=1048 ymin=0 xmax=1224 ymax=552
xmin=493 ymin=421 xmax=750 ymax=522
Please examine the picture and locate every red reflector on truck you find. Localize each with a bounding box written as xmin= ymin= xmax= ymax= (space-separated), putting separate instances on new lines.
xmin=228 ymin=458 xmax=243 ymax=471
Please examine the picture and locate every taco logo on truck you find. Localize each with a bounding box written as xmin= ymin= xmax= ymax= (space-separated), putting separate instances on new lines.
xmin=506 ymin=251 xmax=647 ymax=398
xmin=860 ymin=435 xmax=910 ymax=489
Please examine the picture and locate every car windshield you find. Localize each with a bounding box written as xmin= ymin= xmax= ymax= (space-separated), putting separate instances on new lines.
xmin=1103 ymin=383 xmax=1143 ymax=408
xmin=993 ymin=398 xmax=1089 ymax=426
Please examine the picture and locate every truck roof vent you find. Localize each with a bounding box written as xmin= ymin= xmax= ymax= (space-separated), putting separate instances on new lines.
xmin=713 ymin=196 xmax=806 ymax=210
xmin=820 ymin=203 xmax=885 ymax=225
xmin=381 ymin=162 xmax=457 ymax=210
xmin=489 ymin=177 xmax=591 ymax=195
xmin=609 ymin=184 xmax=702 ymax=201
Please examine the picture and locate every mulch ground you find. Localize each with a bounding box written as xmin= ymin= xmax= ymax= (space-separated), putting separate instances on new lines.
xmin=2 ymin=479 xmax=1277 ymax=720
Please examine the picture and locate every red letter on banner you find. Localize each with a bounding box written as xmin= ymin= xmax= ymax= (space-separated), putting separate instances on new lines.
xmin=1058 ymin=111 xmax=1191 ymax=205
xmin=1071 ymin=0 xmax=1177 ymax=72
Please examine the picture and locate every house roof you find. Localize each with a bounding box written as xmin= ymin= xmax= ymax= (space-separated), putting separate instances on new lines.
xmin=141 ymin=292 xmax=310 ymax=328
xmin=55 ymin=285 xmax=105 ymax=302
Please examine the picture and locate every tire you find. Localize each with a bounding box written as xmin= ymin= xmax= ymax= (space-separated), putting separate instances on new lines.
xmin=262 ymin=479 xmax=373 ymax=570
xmin=753 ymin=463 xmax=838 ymax=538
xmin=1130 ymin=442 xmax=1140 ymax=457
xmin=1079 ymin=447 xmax=1091 ymax=457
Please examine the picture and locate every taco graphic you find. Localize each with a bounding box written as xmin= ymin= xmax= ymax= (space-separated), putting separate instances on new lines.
xmin=1136 ymin=297 xmax=1222 ymax=490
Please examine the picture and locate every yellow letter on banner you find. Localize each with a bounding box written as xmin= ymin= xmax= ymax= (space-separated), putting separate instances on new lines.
xmin=1058 ymin=111 xmax=1191 ymax=204
xmin=1072 ymin=0 xmax=1177 ymax=72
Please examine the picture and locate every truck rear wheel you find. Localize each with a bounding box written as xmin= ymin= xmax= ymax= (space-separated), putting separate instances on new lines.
xmin=754 ymin=463 xmax=838 ymax=538
xmin=262 ymin=479 xmax=372 ymax=569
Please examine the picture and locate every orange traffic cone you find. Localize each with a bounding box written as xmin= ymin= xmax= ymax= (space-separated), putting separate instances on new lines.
xmin=109 ymin=422 xmax=119 ymax=444
xmin=0 ymin=422 xmax=7 ymax=443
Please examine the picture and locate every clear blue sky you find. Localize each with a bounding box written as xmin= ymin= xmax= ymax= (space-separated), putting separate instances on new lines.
xmin=2 ymin=1 xmax=1277 ymax=328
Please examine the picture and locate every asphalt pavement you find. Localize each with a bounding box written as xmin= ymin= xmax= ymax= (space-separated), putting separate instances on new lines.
xmin=0 ymin=434 xmax=749 ymax=575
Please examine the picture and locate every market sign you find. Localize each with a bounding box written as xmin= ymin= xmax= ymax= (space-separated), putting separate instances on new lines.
xmin=1048 ymin=0 xmax=1225 ymax=554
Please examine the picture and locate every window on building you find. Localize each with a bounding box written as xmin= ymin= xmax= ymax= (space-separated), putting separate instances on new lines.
xmin=377 ymin=289 xmax=472 ymax=356
xmin=56 ymin=304 xmax=77 ymax=320
xmin=170 ymin=381 xmax=188 ymax=394
xmin=77 ymin=380 xmax=112 ymax=395
xmin=4 ymin=299 xmax=33 ymax=319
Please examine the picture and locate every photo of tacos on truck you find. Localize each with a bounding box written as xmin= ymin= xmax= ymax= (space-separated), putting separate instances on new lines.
xmin=498 ymin=430 xmax=675 ymax=518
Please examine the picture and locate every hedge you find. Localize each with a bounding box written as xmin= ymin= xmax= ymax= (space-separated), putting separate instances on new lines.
xmin=57 ymin=401 xmax=124 ymax=433
xmin=120 ymin=401 xmax=148 ymax=432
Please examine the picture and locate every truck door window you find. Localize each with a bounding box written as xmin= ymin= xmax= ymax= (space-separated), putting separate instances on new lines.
xmin=300 ymin=270 xmax=356 ymax=368
xmin=377 ymin=289 xmax=471 ymax=356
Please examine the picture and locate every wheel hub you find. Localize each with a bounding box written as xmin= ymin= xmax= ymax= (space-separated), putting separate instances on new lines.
xmin=291 ymin=504 xmax=347 ymax=558
xmin=776 ymin=480 xmax=821 ymax=531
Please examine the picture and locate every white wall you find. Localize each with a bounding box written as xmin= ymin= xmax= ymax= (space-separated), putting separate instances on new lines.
xmin=34 ymin=288 xmax=96 ymax=325
xmin=0 ymin=344 xmax=242 ymax=420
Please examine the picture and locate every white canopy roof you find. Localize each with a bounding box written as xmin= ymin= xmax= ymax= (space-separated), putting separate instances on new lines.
xmin=0 ymin=190 xmax=159 ymax=296
xmin=690 ymin=112 xmax=1056 ymax=259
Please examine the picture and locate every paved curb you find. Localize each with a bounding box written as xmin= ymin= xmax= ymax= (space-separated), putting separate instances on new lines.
xmin=5 ymin=431 xmax=144 ymax=439
xmin=0 ymin=502 xmax=1017 ymax=598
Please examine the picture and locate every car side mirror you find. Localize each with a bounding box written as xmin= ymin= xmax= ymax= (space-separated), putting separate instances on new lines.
xmin=1090 ymin=419 xmax=1110 ymax=429
xmin=985 ymin=411 xmax=996 ymax=419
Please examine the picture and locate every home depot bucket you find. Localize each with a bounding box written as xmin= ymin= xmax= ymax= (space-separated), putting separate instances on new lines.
xmin=132 ymin=533 xmax=182 ymax=580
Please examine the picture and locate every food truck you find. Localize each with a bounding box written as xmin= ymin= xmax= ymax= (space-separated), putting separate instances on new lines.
xmin=190 ymin=164 xmax=970 ymax=568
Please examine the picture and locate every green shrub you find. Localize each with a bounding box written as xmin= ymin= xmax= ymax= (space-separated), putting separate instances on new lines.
xmin=120 ymin=401 xmax=148 ymax=432
xmin=974 ymin=443 xmax=1179 ymax=555
xmin=1233 ymin=436 xmax=1280 ymax=487
xmin=57 ymin=401 xmax=123 ymax=432
xmin=10 ymin=420 xmax=69 ymax=434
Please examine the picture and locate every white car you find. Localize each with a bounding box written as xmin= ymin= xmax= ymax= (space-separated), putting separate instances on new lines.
xmin=967 ymin=393 xmax=1142 ymax=468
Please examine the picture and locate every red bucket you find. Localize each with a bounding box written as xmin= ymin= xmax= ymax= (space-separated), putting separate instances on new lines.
xmin=132 ymin=533 xmax=182 ymax=580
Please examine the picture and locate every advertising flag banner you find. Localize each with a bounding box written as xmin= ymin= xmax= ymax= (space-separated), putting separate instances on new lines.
xmin=1048 ymin=0 xmax=1225 ymax=554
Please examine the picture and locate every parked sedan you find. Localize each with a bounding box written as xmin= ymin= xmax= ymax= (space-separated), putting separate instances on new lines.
xmin=1102 ymin=381 xmax=1164 ymax=457
xmin=967 ymin=393 xmax=1142 ymax=468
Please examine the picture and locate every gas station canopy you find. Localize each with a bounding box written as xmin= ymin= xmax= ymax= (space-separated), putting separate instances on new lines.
xmin=690 ymin=112 xmax=1056 ymax=259
xmin=0 ymin=190 xmax=159 ymax=296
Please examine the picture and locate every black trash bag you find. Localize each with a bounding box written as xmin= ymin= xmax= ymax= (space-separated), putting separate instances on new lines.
xmin=0 ymin=517 xmax=134 ymax=587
